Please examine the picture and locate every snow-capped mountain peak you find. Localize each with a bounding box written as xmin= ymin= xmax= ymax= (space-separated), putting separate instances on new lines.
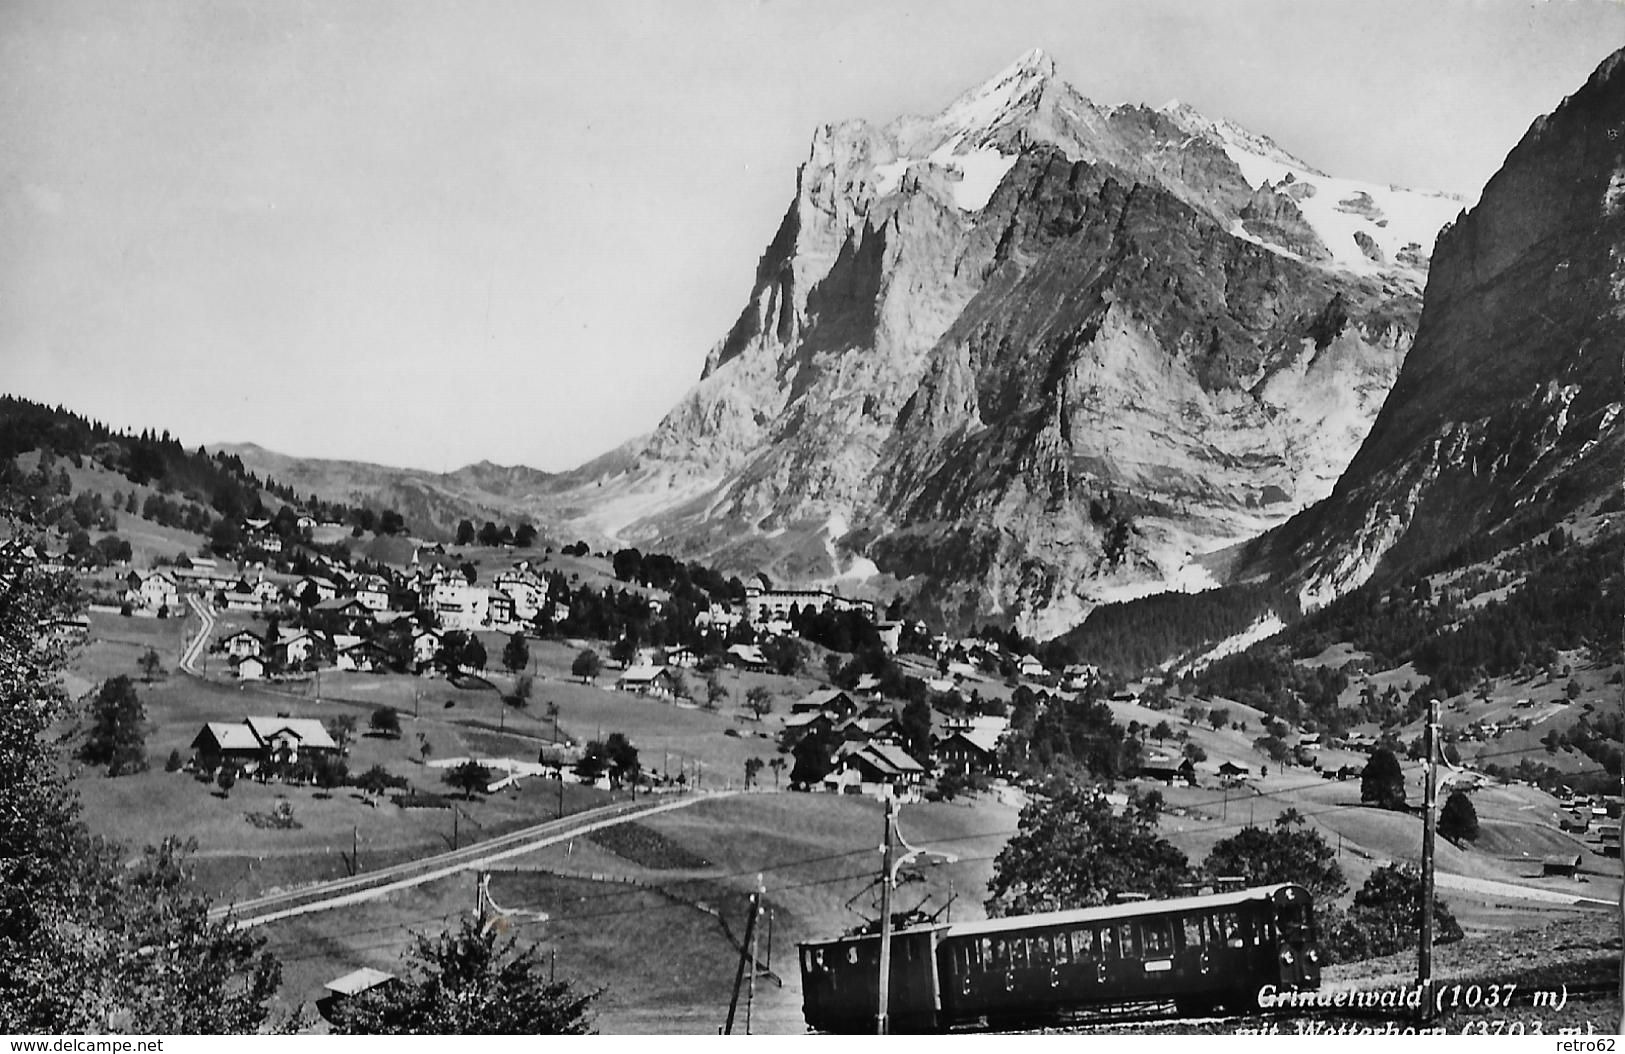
xmin=937 ymin=47 xmax=1057 ymax=135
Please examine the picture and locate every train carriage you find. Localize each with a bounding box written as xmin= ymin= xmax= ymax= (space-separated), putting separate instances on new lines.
xmin=799 ymin=883 xmax=1320 ymax=1033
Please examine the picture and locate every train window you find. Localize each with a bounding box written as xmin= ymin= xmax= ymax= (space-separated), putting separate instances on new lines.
xmin=1179 ymin=916 xmax=1203 ymax=951
xmin=1118 ymin=922 xmax=1141 ymax=960
xmin=1012 ymin=938 xmax=1029 ymax=970
xmin=1141 ymin=918 xmax=1173 ymax=957
xmin=980 ymin=938 xmax=993 ymax=972
xmin=1054 ymin=932 xmax=1071 ymax=965
xmin=1100 ymin=926 xmax=1117 ymax=960
xmin=992 ymin=939 xmax=1009 ymax=969
xmin=1219 ymin=911 xmax=1245 ymax=948
xmin=1033 ymin=935 xmax=1052 ymax=967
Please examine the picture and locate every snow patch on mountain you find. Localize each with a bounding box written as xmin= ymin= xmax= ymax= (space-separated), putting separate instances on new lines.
xmin=1208 ymin=118 xmax=1469 ymax=280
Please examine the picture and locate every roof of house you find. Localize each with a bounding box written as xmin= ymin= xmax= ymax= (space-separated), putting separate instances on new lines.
xmin=313 ymin=597 xmax=370 ymax=613
xmin=222 ymin=629 xmax=263 ymax=642
xmin=323 ymin=967 xmax=397 ymax=997
xmin=727 ymin=644 xmax=768 ymax=666
xmin=794 ymin=688 xmax=853 ymax=712
xmin=197 ymin=721 xmax=261 ymax=751
xmin=943 ymin=728 xmax=1001 ymax=755
xmin=849 ymin=743 xmax=925 ymax=776
xmin=244 ymin=717 xmax=337 ymax=751
xmin=617 ymin=665 xmax=668 ymax=684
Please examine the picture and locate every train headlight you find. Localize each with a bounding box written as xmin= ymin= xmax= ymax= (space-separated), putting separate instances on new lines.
xmin=1307 ymin=949 xmax=1320 ymax=965
xmin=1281 ymin=950 xmax=1295 ymax=965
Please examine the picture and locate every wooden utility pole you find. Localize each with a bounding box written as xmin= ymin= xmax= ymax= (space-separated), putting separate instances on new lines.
xmin=746 ymin=874 xmax=765 ymax=1034
xmin=724 ymin=885 xmax=762 ymax=1035
xmin=1418 ymin=697 xmax=1439 ymax=1023
xmin=876 ymin=796 xmax=897 ymax=1036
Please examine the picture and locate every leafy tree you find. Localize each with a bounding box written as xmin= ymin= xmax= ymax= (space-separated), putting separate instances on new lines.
xmin=1183 ymin=705 xmax=1206 ymax=726
xmin=744 ymin=757 xmax=764 ymax=789
xmin=216 ymin=766 xmax=237 ymax=797
xmin=609 ymin=634 xmax=638 ymax=668
xmin=603 ymin=733 xmax=640 ymax=785
xmin=330 ymin=915 xmax=598 ymax=1034
xmin=1182 ymin=740 xmax=1207 ymax=763
xmin=477 ymin=521 xmax=501 ymax=547
xmin=704 ymin=672 xmax=728 ymax=711
xmin=986 ymin=779 xmax=1190 ymax=916
xmin=744 ymin=685 xmax=773 ymax=720
xmin=768 ymin=756 xmax=786 ymax=789
xmin=1325 ymin=864 xmax=1463 ymax=963
xmin=511 ymin=673 xmax=534 ymax=709
xmin=502 ymin=632 xmax=529 ymax=675
xmin=1438 ymin=788 xmax=1479 ymax=843
xmin=1201 ymin=812 xmax=1346 ymax=902
xmin=370 ymin=707 xmax=402 ymax=738
xmin=1207 ymin=706 xmax=1230 ymax=731
xmin=1360 ymin=748 xmax=1407 ymax=811
xmin=80 ymin=675 xmax=148 ymax=776
xmin=313 ymin=754 xmax=349 ymax=792
xmin=761 ymin=635 xmax=805 ymax=676
xmin=137 ymin=647 xmax=163 ymax=682
xmin=571 ymin=649 xmax=601 ymax=683
xmin=898 ymin=697 xmax=933 ymax=765
xmin=417 ymin=732 xmax=434 ymax=766
xmin=514 ymin=523 xmax=538 ymax=548
xmin=455 ymin=520 xmax=475 ymax=546
xmin=328 ymin=714 xmax=358 ymax=753
xmin=445 ymin=761 xmax=492 ymax=801
xmin=1151 ymin=720 xmax=1173 ymax=745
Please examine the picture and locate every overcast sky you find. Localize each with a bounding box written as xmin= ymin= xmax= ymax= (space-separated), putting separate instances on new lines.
xmin=4 ymin=0 xmax=1621 ymax=473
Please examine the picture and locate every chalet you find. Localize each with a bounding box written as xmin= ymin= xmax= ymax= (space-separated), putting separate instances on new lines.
xmin=126 ymin=570 xmax=179 ymax=612
xmin=1016 ymin=655 xmax=1047 ymax=681
xmin=875 ymin=621 xmax=903 ymax=654
xmin=792 ymin=688 xmax=858 ymax=719
xmin=1218 ymin=761 xmax=1250 ymax=780
xmin=311 ymin=597 xmax=374 ymax=632
xmin=221 ymin=629 xmax=264 ymax=660
xmin=1063 ymin=664 xmax=1100 ymax=691
xmin=1541 ymin=854 xmax=1582 ymax=878
xmin=615 ymin=665 xmax=676 ymax=698
xmin=1138 ymin=759 xmax=1198 ymax=787
xmin=292 ymin=575 xmax=340 ymax=604
xmin=190 ymin=722 xmax=265 ymax=770
xmin=780 ymin=710 xmax=836 ymax=745
xmin=664 ymin=645 xmax=698 ymax=669
xmin=234 ymin=655 xmax=266 ymax=681
xmin=350 ymin=575 xmax=392 ymax=612
xmin=172 ymin=566 xmax=245 ymax=593
xmin=276 ymin=630 xmax=317 ymax=666
xmin=852 ymin=673 xmax=883 ymax=697
xmin=335 ymin=639 xmax=390 ymax=673
xmin=837 ymin=715 xmax=903 ymax=746
xmin=936 ymin=728 xmax=1001 ymax=776
xmin=826 ymin=743 xmax=926 ymax=800
xmin=221 ymin=580 xmax=260 ymax=612
xmin=47 ymin=615 xmax=90 ymax=644
xmin=251 ymin=578 xmax=284 ymax=606
xmin=412 ymin=628 xmax=444 ymax=667
xmin=243 ymin=716 xmax=339 ymax=767
xmin=726 ymin=644 xmax=770 ymax=672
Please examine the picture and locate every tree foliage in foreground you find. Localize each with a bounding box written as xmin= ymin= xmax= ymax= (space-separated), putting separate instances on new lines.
xmin=0 ymin=534 xmax=287 ymax=1032
xmin=329 ymin=915 xmax=599 ymax=1034
xmin=986 ymin=778 xmax=1189 ymax=917
xmin=1200 ymin=810 xmax=1347 ymax=903
xmin=1322 ymin=863 xmax=1463 ymax=964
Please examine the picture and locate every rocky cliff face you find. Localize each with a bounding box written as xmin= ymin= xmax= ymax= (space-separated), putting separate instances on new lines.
xmin=532 ymin=50 xmax=1467 ymax=634
xmin=1247 ymin=47 xmax=1625 ymax=607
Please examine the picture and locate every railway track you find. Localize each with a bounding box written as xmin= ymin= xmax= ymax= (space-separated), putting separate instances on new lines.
xmin=208 ymin=792 xmax=726 ymax=927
